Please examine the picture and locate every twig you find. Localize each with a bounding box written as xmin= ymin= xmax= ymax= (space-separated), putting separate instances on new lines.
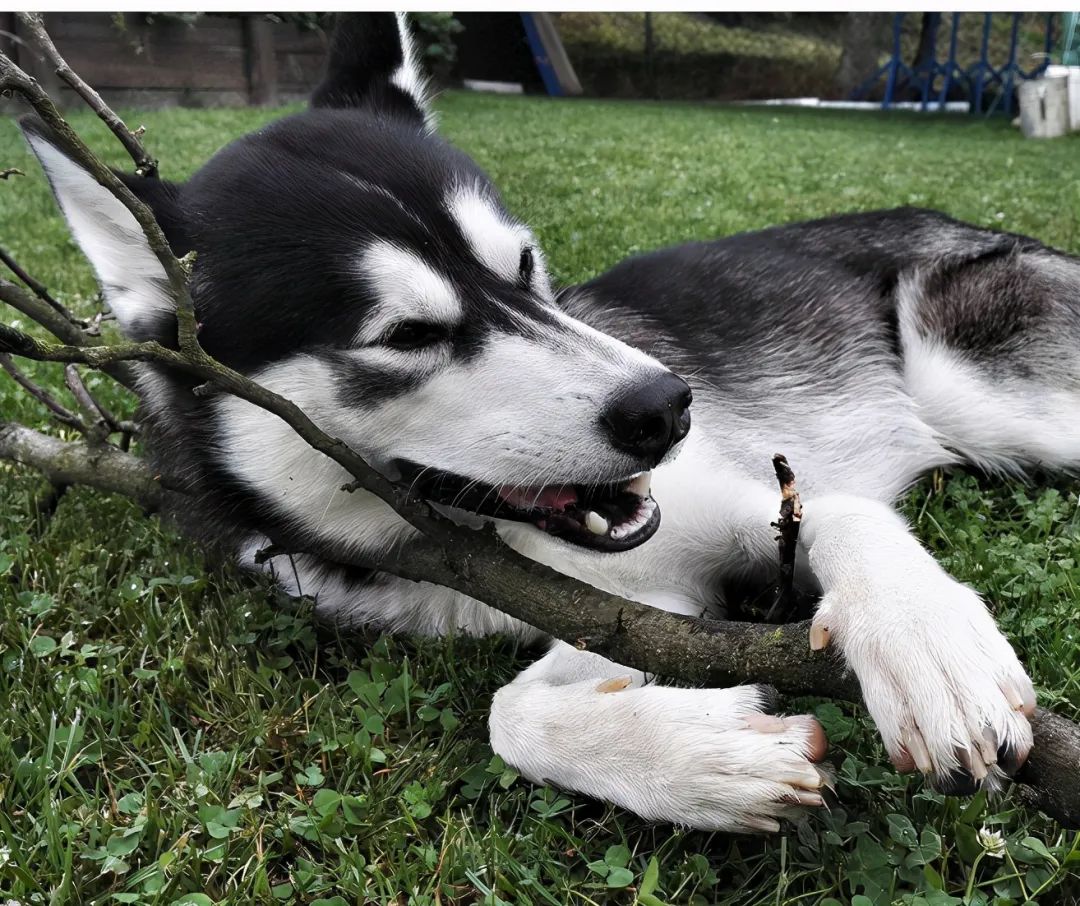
xmin=14 ymin=13 xmax=158 ymax=177
xmin=0 ymin=48 xmax=190 ymax=332
xmin=0 ymin=167 xmax=23 ymax=180
xmin=0 ymin=243 xmax=89 ymax=328
xmin=63 ymin=364 xmax=136 ymax=439
xmin=0 ymin=277 xmax=136 ymax=390
xmin=0 ymin=352 xmax=86 ymax=431
xmin=766 ymin=453 xmax=804 ymax=622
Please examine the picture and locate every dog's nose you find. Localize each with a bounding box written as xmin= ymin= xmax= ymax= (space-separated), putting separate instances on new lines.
xmin=601 ymin=372 xmax=692 ymax=466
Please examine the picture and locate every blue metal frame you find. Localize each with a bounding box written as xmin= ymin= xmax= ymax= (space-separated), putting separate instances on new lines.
xmin=852 ymin=12 xmax=1056 ymax=116
xmin=520 ymin=13 xmax=563 ymax=98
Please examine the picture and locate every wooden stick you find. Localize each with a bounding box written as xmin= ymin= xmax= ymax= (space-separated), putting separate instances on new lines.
xmin=765 ymin=453 xmax=804 ymax=622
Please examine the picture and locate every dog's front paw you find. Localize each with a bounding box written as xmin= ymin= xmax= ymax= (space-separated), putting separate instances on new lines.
xmin=492 ymin=678 xmax=831 ymax=833
xmin=643 ymin=685 xmax=831 ymax=832
xmin=813 ymin=572 xmax=1035 ymax=793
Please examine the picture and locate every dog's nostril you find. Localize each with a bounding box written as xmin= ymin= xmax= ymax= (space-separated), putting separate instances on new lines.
xmin=601 ymin=372 xmax=693 ymax=465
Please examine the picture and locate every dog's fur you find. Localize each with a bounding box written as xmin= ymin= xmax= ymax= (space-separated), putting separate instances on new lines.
xmin=24 ymin=13 xmax=1076 ymax=832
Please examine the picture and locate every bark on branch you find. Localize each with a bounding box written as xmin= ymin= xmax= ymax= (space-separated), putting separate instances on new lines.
xmin=0 ymin=27 xmax=1078 ymax=830
xmin=0 ymin=421 xmax=170 ymax=511
xmin=14 ymin=13 xmax=158 ymax=177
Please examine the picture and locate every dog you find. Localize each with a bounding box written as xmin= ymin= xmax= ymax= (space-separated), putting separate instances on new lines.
xmin=23 ymin=12 xmax=1066 ymax=833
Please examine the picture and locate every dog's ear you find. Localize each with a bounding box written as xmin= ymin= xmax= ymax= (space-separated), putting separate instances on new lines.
xmin=19 ymin=116 xmax=188 ymax=340
xmin=311 ymin=12 xmax=434 ymax=132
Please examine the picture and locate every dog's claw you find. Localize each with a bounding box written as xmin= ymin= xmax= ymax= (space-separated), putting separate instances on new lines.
xmin=809 ymin=622 xmax=831 ymax=651
xmin=956 ymin=744 xmax=989 ymax=783
xmin=978 ymin=727 xmax=999 ymax=766
xmin=902 ymin=726 xmax=933 ymax=774
xmin=783 ymin=790 xmax=825 ymax=807
xmin=745 ymin=713 xmax=787 ymax=733
xmin=741 ymin=815 xmax=781 ymax=834
xmin=776 ymin=762 xmax=826 ymax=791
xmin=595 ymin=676 xmax=632 ymax=694
xmin=816 ymin=765 xmax=836 ymax=792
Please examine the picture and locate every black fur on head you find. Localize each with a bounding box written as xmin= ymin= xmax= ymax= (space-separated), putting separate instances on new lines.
xmin=17 ymin=13 xmax=524 ymax=371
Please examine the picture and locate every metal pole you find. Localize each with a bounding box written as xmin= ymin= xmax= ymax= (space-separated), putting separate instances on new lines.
xmin=1003 ymin=13 xmax=1021 ymax=117
xmin=973 ymin=13 xmax=992 ymax=114
xmin=883 ymin=12 xmax=904 ymax=110
xmin=644 ymin=11 xmax=656 ymax=99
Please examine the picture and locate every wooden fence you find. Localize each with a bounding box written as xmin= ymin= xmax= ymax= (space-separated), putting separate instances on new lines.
xmin=0 ymin=12 xmax=329 ymax=108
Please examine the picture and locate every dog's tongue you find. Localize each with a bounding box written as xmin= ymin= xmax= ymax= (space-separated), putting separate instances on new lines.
xmin=497 ymin=484 xmax=578 ymax=512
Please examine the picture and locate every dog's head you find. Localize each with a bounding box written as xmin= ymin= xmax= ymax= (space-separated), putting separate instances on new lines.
xmin=21 ymin=13 xmax=691 ymax=553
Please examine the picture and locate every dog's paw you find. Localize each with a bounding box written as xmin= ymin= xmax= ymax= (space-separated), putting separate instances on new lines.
xmin=812 ymin=571 xmax=1035 ymax=794
xmin=641 ymin=685 xmax=830 ymax=832
xmin=491 ymin=674 xmax=830 ymax=833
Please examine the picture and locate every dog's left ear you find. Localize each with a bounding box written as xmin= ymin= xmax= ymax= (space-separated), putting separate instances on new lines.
xmin=19 ymin=116 xmax=187 ymax=341
xmin=311 ymin=12 xmax=435 ymax=132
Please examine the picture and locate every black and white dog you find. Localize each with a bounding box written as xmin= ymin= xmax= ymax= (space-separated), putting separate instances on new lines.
xmin=25 ymin=13 xmax=1070 ymax=833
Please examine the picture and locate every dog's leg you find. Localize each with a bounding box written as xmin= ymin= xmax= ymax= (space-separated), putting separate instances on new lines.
xmin=489 ymin=642 xmax=829 ymax=832
xmin=800 ymin=494 xmax=1035 ymax=792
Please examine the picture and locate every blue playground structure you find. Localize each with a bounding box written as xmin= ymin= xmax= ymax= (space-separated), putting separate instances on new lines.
xmin=853 ymin=13 xmax=1057 ymax=116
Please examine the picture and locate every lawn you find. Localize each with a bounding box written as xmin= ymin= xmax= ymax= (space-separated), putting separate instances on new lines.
xmin=2 ymin=92 xmax=1080 ymax=904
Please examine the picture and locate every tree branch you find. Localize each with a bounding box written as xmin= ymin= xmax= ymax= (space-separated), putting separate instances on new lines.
xmin=14 ymin=13 xmax=158 ymax=177
xmin=0 ymin=277 xmax=137 ymax=390
xmin=0 ymin=353 xmax=86 ymax=431
xmin=0 ymin=44 xmax=188 ymax=328
xmin=63 ymin=364 xmax=136 ymax=441
xmin=0 ymin=243 xmax=91 ymax=330
xmin=0 ymin=420 xmax=169 ymax=511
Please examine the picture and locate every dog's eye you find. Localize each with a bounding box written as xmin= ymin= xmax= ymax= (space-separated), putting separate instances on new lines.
xmin=384 ymin=320 xmax=448 ymax=351
xmin=519 ymin=247 xmax=534 ymax=283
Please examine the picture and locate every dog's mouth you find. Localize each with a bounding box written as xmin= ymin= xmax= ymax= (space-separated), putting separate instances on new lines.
xmin=394 ymin=462 xmax=661 ymax=552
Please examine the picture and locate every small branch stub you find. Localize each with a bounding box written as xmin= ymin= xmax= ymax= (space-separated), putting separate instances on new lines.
xmin=766 ymin=453 xmax=804 ymax=622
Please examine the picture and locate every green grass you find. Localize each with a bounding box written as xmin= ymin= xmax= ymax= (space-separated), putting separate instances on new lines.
xmin=3 ymin=93 xmax=1080 ymax=904
xmin=557 ymin=12 xmax=840 ymax=64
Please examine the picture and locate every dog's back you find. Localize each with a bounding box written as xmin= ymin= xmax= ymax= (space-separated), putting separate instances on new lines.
xmin=567 ymin=207 xmax=1080 ymax=494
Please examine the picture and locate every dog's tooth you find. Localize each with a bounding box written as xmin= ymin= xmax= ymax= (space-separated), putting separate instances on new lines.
xmin=585 ymin=510 xmax=609 ymax=536
xmin=626 ymin=471 xmax=652 ymax=497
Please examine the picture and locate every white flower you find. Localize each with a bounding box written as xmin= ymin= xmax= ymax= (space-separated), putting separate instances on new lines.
xmin=0 ymin=846 xmax=10 ymax=865
xmin=977 ymin=827 xmax=1006 ymax=858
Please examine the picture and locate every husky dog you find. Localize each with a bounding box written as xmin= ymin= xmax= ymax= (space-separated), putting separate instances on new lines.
xmin=24 ymin=13 xmax=1069 ymax=833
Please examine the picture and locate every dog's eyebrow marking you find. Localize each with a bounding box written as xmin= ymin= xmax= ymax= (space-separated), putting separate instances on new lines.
xmin=447 ymin=186 xmax=533 ymax=283
xmin=356 ymin=240 xmax=462 ymax=344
